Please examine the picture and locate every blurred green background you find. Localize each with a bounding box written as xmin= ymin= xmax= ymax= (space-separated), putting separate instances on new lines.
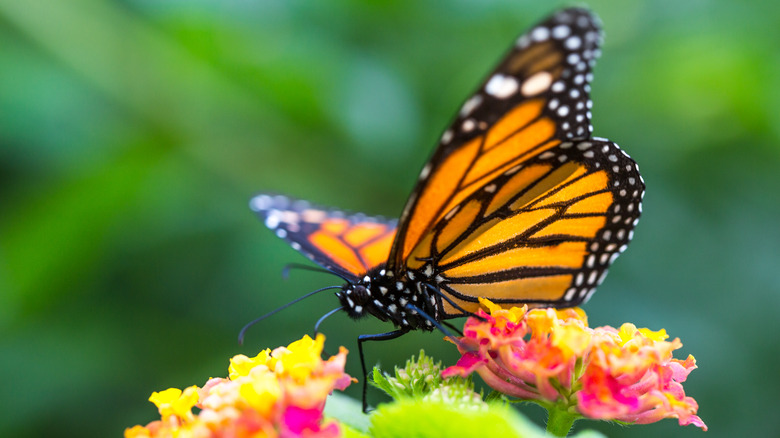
xmin=1 ymin=0 xmax=778 ymax=436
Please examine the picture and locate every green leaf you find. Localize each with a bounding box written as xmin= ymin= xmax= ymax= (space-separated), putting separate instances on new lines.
xmin=324 ymin=392 xmax=371 ymax=434
xmin=369 ymin=398 xmax=547 ymax=438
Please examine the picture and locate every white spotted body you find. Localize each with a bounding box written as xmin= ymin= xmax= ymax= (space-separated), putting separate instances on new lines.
xmin=336 ymin=269 xmax=440 ymax=331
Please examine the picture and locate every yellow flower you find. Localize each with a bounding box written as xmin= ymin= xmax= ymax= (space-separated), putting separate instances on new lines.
xmin=123 ymin=425 xmax=150 ymax=438
xmin=551 ymin=322 xmax=592 ymax=359
xmin=274 ymin=334 xmax=327 ymax=383
xmin=229 ymin=349 xmax=272 ymax=380
xmin=239 ymin=366 xmax=282 ymax=416
xmin=148 ymin=386 xmax=198 ymax=420
xmin=125 ymin=334 xmax=352 ymax=438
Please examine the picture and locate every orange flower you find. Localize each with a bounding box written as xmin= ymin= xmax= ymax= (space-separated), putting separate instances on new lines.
xmin=443 ymin=299 xmax=706 ymax=431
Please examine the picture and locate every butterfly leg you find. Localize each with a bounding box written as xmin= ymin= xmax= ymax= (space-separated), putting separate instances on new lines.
xmin=357 ymin=329 xmax=408 ymax=413
xmin=424 ymin=283 xmax=486 ymax=321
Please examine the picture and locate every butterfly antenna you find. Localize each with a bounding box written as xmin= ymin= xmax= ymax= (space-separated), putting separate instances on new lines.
xmin=313 ymin=306 xmax=343 ymax=335
xmin=239 ymin=285 xmax=343 ymax=344
xmin=281 ymin=263 xmax=354 ymax=283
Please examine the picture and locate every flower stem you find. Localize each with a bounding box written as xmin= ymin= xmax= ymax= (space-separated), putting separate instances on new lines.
xmin=546 ymin=407 xmax=577 ymax=437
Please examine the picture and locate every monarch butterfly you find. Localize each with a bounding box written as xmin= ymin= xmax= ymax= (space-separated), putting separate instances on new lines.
xmin=251 ymin=7 xmax=643 ymax=407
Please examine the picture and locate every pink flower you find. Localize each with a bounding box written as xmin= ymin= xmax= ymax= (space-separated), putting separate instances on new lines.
xmin=281 ymin=406 xmax=339 ymax=438
xmin=443 ymin=299 xmax=706 ymax=431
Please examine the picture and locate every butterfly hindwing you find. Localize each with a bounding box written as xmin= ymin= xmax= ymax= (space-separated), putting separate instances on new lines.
xmin=424 ymin=138 xmax=644 ymax=315
xmin=250 ymin=194 xmax=397 ymax=281
xmin=388 ymin=8 xmax=604 ymax=272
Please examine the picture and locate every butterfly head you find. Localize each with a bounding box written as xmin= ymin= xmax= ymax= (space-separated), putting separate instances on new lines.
xmin=336 ymin=272 xmax=395 ymax=323
xmin=336 ymin=283 xmax=370 ymax=318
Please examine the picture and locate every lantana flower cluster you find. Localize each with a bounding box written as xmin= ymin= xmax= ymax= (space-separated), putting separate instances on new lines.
xmin=443 ymin=298 xmax=707 ymax=431
xmin=125 ymin=334 xmax=354 ymax=438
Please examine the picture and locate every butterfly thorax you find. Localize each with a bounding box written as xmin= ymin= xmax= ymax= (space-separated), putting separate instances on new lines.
xmin=336 ymin=268 xmax=439 ymax=332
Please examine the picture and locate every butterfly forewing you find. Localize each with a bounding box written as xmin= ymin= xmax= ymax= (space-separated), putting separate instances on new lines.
xmin=250 ymin=194 xmax=397 ymax=281
xmin=252 ymin=8 xmax=644 ymax=328
xmin=388 ymin=8 xmax=604 ymax=272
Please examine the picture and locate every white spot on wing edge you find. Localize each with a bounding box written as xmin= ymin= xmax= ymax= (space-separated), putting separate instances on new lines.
xmin=264 ymin=214 xmax=280 ymax=229
xmin=461 ymin=119 xmax=476 ymax=132
xmin=459 ymin=94 xmax=483 ymax=117
xmin=564 ymin=35 xmax=582 ymax=50
xmin=419 ymin=163 xmax=432 ymax=180
xmin=249 ymin=194 xmax=273 ymax=212
xmin=531 ymin=26 xmax=550 ymax=41
xmin=516 ymin=34 xmax=531 ymax=48
xmin=485 ymin=74 xmax=519 ymax=99
xmin=552 ymin=25 xmax=571 ymax=39
xmin=301 ymin=209 xmax=327 ymax=223
xmin=520 ymin=71 xmax=553 ymax=97
xmin=441 ymin=129 xmax=453 ymax=144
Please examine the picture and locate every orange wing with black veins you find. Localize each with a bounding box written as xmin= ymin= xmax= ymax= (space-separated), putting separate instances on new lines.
xmin=250 ymin=194 xmax=397 ymax=281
